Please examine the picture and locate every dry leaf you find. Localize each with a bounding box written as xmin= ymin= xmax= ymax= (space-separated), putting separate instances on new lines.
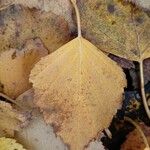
xmin=15 ymin=89 xmax=105 ymax=150
xmin=0 ymin=38 xmax=48 ymax=98
xmin=0 ymin=0 xmax=74 ymax=29
xmin=0 ymin=4 xmax=70 ymax=53
xmin=30 ymin=37 xmax=126 ymax=150
xmin=79 ymin=0 xmax=150 ymax=62
xmin=0 ymin=137 xmax=26 ymax=150
xmin=0 ymin=100 xmax=28 ymax=137
xmin=121 ymin=123 xmax=150 ymax=150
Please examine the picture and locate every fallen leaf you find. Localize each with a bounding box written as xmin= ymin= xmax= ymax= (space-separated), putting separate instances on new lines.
xmin=30 ymin=36 xmax=126 ymax=150
xmin=126 ymin=0 xmax=150 ymax=10
xmin=0 ymin=137 xmax=26 ymax=150
xmin=0 ymin=4 xmax=70 ymax=53
xmin=121 ymin=123 xmax=150 ymax=150
xmin=0 ymin=100 xmax=28 ymax=137
xmin=15 ymin=89 xmax=105 ymax=150
xmin=79 ymin=0 xmax=150 ymax=62
xmin=0 ymin=0 xmax=74 ymax=30
xmin=0 ymin=38 xmax=48 ymax=98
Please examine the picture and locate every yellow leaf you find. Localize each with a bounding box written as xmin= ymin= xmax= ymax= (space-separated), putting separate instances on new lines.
xmin=0 ymin=5 xmax=70 ymax=54
xmin=79 ymin=0 xmax=150 ymax=62
xmin=15 ymin=89 xmax=105 ymax=150
xmin=0 ymin=137 xmax=26 ymax=150
xmin=0 ymin=38 xmax=48 ymax=98
xmin=30 ymin=36 xmax=126 ymax=150
xmin=0 ymin=101 xmax=28 ymax=137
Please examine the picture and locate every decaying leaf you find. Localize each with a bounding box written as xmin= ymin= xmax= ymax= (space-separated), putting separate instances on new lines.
xmin=121 ymin=123 xmax=150 ymax=150
xmin=0 ymin=100 xmax=28 ymax=137
xmin=79 ymin=0 xmax=150 ymax=62
xmin=30 ymin=36 xmax=126 ymax=150
xmin=0 ymin=38 xmax=48 ymax=98
xmin=0 ymin=137 xmax=26 ymax=150
xmin=0 ymin=4 xmax=70 ymax=53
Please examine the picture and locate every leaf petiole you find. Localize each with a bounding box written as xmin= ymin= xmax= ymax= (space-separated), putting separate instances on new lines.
xmin=139 ymin=60 xmax=150 ymax=119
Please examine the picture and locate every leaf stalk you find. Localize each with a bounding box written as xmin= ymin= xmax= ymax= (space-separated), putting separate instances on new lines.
xmin=139 ymin=60 xmax=150 ymax=119
xmin=70 ymin=0 xmax=82 ymax=37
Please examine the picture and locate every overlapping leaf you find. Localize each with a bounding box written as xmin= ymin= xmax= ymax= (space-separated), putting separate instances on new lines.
xmin=0 ymin=137 xmax=26 ymax=150
xmin=0 ymin=101 xmax=28 ymax=137
xmin=30 ymin=37 xmax=126 ymax=150
xmin=0 ymin=38 xmax=48 ymax=98
xmin=79 ymin=0 xmax=150 ymax=61
xmin=121 ymin=123 xmax=150 ymax=150
xmin=0 ymin=4 xmax=70 ymax=53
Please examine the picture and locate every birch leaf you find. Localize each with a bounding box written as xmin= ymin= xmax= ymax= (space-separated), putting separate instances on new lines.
xmin=0 ymin=38 xmax=48 ymax=98
xmin=80 ymin=0 xmax=150 ymax=62
xmin=30 ymin=37 xmax=126 ymax=150
xmin=0 ymin=5 xmax=70 ymax=53
xmin=0 ymin=101 xmax=28 ymax=137
xmin=0 ymin=137 xmax=26 ymax=150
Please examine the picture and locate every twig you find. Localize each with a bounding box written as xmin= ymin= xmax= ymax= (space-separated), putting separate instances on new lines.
xmin=104 ymin=128 xmax=112 ymax=139
xmin=0 ymin=92 xmax=22 ymax=108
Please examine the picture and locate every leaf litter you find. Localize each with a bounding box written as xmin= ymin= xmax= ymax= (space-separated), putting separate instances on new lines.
xmin=30 ymin=0 xmax=126 ymax=149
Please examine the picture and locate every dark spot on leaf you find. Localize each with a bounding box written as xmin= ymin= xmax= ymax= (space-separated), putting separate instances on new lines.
xmin=11 ymin=51 xmax=17 ymax=59
xmin=15 ymin=30 xmax=20 ymax=37
xmin=107 ymin=4 xmax=115 ymax=13
xmin=0 ymin=83 xmax=4 ymax=92
xmin=130 ymin=49 xmax=138 ymax=55
xmin=94 ymin=2 xmax=101 ymax=9
xmin=135 ymin=17 xmax=144 ymax=24
xmin=111 ymin=21 xmax=116 ymax=25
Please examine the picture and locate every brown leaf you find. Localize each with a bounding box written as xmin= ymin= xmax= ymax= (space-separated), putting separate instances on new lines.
xmin=30 ymin=37 xmax=126 ymax=150
xmin=0 ymin=4 xmax=70 ymax=53
xmin=121 ymin=123 xmax=150 ymax=150
xmin=0 ymin=38 xmax=48 ymax=98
